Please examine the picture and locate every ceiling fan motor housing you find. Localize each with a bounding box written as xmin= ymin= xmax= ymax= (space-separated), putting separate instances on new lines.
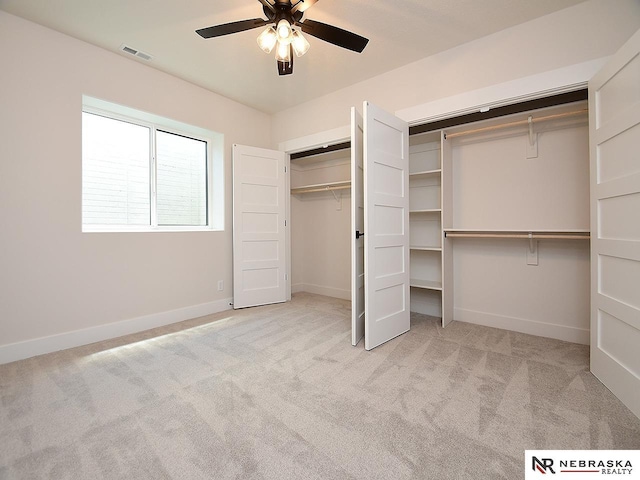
xmin=263 ymin=3 xmax=303 ymax=27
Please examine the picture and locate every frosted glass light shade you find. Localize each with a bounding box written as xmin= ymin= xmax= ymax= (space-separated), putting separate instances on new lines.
xmin=291 ymin=30 xmax=310 ymax=57
xmin=276 ymin=19 xmax=293 ymax=45
xmin=257 ymin=26 xmax=277 ymax=53
xmin=275 ymin=41 xmax=291 ymax=62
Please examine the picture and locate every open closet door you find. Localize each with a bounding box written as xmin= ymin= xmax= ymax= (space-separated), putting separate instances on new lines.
xmin=232 ymin=144 xmax=287 ymax=309
xmin=351 ymin=107 xmax=365 ymax=346
xmin=363 ymin=101 xmax=410 ymax=350
xmin=589 ymin=29 xmax=640 ymax=419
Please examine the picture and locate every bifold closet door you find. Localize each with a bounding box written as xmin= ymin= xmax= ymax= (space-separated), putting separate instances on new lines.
xmin=363 ymin=101 xmax=410 ymax=350
xmin=232 ymin=144 xmax=287 ymax=309
xmin=589 ymin=29 xmax=640 ymax=418
xmin=351 ymin=107 xmax=366 ymax=346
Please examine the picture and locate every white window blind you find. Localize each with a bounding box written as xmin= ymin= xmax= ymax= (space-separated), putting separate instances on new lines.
xmin=82 ymin=112 xmax=150 ymax=226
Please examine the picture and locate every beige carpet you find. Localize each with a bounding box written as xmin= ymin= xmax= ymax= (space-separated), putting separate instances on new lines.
xmin=1 ymin=292 xmax=639 ymax=479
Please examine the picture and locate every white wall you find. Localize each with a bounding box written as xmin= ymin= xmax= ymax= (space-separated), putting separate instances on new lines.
xmin=291 ymin=193 xmax=352 ymax=299
xmin=271 ymin=0 xmax=640 ymax=144
xmin=0 ymin=11 xmax=272 ymax=361
xmin=453 ymin=239 xmax=591 ymax=343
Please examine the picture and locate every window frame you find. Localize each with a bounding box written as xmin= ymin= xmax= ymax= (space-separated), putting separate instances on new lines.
xmin=81 ymin=96 xmax=224 ymax=233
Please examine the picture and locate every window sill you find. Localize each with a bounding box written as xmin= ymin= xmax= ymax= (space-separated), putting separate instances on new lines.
xmin=82 ymin=225 xmax=222 ymax=233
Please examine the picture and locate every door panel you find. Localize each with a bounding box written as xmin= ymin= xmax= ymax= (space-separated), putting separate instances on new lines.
xmin=363 ymin=101 xmax=410 ymax=350
xmin=589 ymin=29 xmax=640 ymax=418
xmin=351 ymin=108 xmax=365 ymax=346
xmin=233 ymin=144 xmax=287 ymax=309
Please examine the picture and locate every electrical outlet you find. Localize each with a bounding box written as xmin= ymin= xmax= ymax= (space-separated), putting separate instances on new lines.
xmin=217 ymin=280 xmax=224 ymax=291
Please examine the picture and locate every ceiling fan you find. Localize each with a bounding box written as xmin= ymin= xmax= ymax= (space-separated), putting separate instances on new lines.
xmin=196 ymin=0 xmax=369 ymax=76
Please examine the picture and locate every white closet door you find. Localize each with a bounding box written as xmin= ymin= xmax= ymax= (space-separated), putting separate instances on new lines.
xmin=363 ymin=101 xmax=410 ymax=350
xmin=232 ymin=144 xmax=287 ymax=309
xmin=351 ymin=107 xmax=365 ymax=346
xmin=589 ymin=29 xmax=640 ymax=418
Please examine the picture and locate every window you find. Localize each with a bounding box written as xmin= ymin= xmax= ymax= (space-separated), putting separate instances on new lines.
xmin=82 ymin=97 xmax=223 ymax=232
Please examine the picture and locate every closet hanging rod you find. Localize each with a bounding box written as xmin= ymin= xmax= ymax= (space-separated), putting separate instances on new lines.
xmin=291 ymin=184 xmax=350 ymax=195
xmin=444 ymin=232 xmax=590 ymax=240
xmin=445 ymin=109 xmax=588 ymax=139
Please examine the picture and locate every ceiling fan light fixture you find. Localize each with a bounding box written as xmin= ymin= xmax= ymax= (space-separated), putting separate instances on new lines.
xmin=291 ymin=30 xmax=310 ymax=57
xmin=197 ymin=0 xmax=370 ymax=77
xmin=276 ymin=19 xmax=293 ymax=44
xmin=257 ymin=26 xmax=277 ymax=53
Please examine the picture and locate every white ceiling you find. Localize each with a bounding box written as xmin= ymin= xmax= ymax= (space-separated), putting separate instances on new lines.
xmin=0 ymin=0 xmax=587 ymax=114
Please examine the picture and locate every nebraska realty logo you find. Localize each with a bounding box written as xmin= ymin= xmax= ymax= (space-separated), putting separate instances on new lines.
xmin=525 ymin=451 xmax=640 ymax=479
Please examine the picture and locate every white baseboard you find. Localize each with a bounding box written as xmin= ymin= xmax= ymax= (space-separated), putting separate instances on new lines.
xmin=291 ymin=283 xmax=306 ymax=294
xmin=293 ymin=283 xmax=350 ymax=301
xmin=454 ymin=308 xmax=590 ymax=345
xmin=0 ymin=297 xmax=233 ymax=365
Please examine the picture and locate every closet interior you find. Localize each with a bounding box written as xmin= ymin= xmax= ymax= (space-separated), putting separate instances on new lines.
xmin=290 ymin=147 xmax=352 ymax=301
xmin=290 ymin=97 xmax=591 ymax=345
xmin=441 ymin=99 xmax=591 ymax=343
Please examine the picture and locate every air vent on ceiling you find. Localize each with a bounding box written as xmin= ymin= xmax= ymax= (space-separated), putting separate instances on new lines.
xmin=119 ymin=44 xmax=153 ymax=61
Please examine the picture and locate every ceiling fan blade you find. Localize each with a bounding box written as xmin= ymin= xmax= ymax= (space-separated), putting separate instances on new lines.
xmin=291 ymin=0 xmax=320 ymax=14
xmin=299 ymin=19 xmax=368 ymax=53
xmin=196 ymin=18 xmax=270 ymax=39
xmin=257 ymin=0 xmax=276 ymax=14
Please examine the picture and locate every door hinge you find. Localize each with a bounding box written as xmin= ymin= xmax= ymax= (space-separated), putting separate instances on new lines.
xmin=285 ymin=219 xmax=287 ymax=226
xmin=285 ymin=165 xmax=287 ymax=173
xmin=355 ymin=230 xmax=364 ymax=239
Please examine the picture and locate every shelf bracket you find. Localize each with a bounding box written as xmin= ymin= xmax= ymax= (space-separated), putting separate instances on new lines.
xmin=330 ymin=188 xmax=342 ymax=210
xmin=527 ymin=232 xmax=538 ymax=266
xmin=528 ymin=116 xmax=534 ymax=145
xmin=528 ymin=232 xmax=535 ymax=252
xmin=527 ymin=116 xmax=538 ymax=159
